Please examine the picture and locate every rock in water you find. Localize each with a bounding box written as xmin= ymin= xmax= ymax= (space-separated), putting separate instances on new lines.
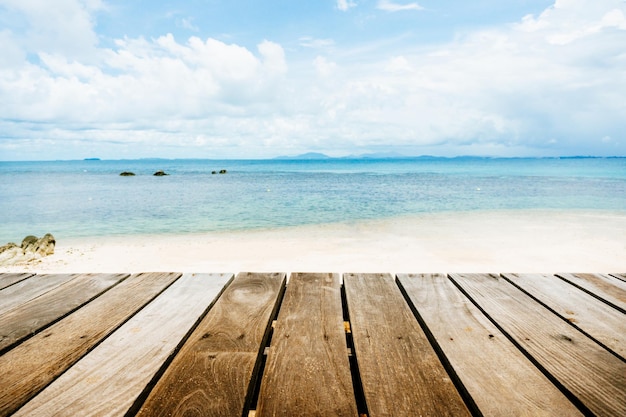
xmin=0 ymin=234 xmax=56 ymax=266
xmin=153 ymin=170 xmax=169 ymax=176
xmin=120 ymin=171 xmax=135 ymax=176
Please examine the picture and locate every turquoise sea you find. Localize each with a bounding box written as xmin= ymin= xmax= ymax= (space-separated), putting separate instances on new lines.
xmin=1 ymin=157 xmax=625 ymax=242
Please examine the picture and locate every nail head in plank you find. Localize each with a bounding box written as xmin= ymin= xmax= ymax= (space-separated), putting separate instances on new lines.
xmin=0 ymin=273 xmax=81 ymax=316
xmin=137 ymin=272 xmax=285 ymax=417
xmin=344 ymin=273 xmax=470 ymax=417
xmin=556 ymin=273 xmax=626 ymax=313
xmin=256 ymin=272 xmax=358 ymax=417
xmin=503 ymin=273 xmax=626 ymax=359
xmin=398 ymin=273 xmax=582 ymax=417
xmin=450 ymin=273 xmax=626 ymax=417
xmin=14 ymin=272 xmax=233 ymax=417
xmin=0 ymin=273 xmax=35 ymax=291
xmin=0 ymin=273 xmax=129 ymax=353
xmin=0 ymin=272 xmax=181 ymax=416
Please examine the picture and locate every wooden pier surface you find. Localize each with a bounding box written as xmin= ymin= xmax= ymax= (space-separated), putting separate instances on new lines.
xmin=0 ymin=271 xmax=624 ymax=416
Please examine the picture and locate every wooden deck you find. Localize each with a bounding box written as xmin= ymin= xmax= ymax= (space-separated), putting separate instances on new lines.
xmin=0 ymin=271 xmax=624 ymax=417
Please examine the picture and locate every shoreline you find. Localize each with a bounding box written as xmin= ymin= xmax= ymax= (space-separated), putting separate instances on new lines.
xmin=2 ymin=209 xmax=625 ymax=274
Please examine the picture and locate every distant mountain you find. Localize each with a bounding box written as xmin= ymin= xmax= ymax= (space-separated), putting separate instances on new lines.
xmin=274 ymin=152 xmax=332 ymax=160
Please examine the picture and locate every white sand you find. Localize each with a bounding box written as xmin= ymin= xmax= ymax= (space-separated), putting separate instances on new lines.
xmin=2 ymin=210 xmax=625 ymax=274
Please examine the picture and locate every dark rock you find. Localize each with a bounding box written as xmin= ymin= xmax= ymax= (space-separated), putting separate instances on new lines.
xmin=153 ymin=170 xmax=169 ymax=176
xmin=219 ymin=169 xmax=227 ymax=174
xmin=211 ymin=171 xmax=217 ymax=174
xmin=120 ymin=171 xmax=135 ymax=176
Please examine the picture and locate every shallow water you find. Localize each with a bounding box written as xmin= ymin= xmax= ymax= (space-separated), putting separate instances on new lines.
xmin=1 ymin=157 xmax=625 ymax=241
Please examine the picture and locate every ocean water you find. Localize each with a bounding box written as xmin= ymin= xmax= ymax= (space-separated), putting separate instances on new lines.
xmin=1 ymin=157 xmax=625 ymax=241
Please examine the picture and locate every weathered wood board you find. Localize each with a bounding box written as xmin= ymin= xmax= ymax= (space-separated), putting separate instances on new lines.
xmin=450 ymin=273 xmax=626 ymax=417
xmin=556 ymin=273 xmax=626 ymax=313
xmin=0 ymin=273 xmax=34 ymax=291
xmin=0 ymin=273 xmax=128 ymax=353
xmin=503 ymin=273 xmax=626 ymax=358
xmin=397 ymin=273 xmax=582 ymax=417
xmin=0 ymin=272 xmax=181 ymax=417
xmin=14 ymin=273 xmax=233 ymax=417
xmin=0 ymin=273 xmax=80 ymax=316
xmin=610 ymin=273 xmax=626 ymax=282
xmin=344 ymin=273 xmax=470 ymax=417
xmin=136 ymin=272 xmax=285 ymax=417
xmin=256 ymin=272 xmax=358 ymax=417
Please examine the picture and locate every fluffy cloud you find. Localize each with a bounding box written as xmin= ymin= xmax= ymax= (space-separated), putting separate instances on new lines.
xmin=0 ymin=0 xmax=625 ymax=159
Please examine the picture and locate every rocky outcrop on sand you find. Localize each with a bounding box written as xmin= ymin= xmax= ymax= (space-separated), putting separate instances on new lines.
xmin=153 ymin=170 xmax=169 ymax=176
xmin=0 ymin=234 xmax=56 ymax=266
xmin=120 ymin=171 xmax=135 ymax=176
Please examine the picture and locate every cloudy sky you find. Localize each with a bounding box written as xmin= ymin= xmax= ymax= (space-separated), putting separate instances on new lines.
xmin=0 ymin=0 xmax=625 ymax=160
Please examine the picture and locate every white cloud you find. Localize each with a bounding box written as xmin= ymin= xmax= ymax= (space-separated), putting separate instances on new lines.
xmin=1 ymin=0 xmax=625 ymax=159
xmin=0 ymin=0 xmax=104 ymax=60
xmin=313 ymin=56 xmax=337 ymax=77
xmin=385 ymin=56 xmax=412 ymax=73
xmin=258 ymin=40 xmax=287 ymax=75
xmin=336 ymin=0 xmax=356 ymax=12
xmin=377 ymin=0 xmax=423 ymax=12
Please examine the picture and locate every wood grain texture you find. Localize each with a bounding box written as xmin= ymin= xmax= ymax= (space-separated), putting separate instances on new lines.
xmin=136 ymin=272 xmax=285 ymax=417
xmin=450 ymin=273 xmax=626 ymax=417
xmin=556 ymin=273 xmax=626 ymax=313
xmin=0 ymin=272 xmax=181 ymax=417
xmin=503 ymin=273 xmax=626 ymax=358
xmin=397 ymin=273 xmax=582 ymax=417
xmin=0 ymin=273 xmax=128 ymax=353
xmin=0 ymin=273 xmax=34 ymax=290
xmin=14 ymin=273 xmax=233 ymax=417
xmin=344 ymin=273 xmax=470 ymax=417
xmin=256 ymin=272 xmax=358 ymax=417
xmin=0 ymin=273 xmax=80 ymax=315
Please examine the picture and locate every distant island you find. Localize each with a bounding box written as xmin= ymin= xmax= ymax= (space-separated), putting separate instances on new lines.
xmin=84 ymin=158 xmax=101 ymax=161
xmin=274 ymin=152 xmax=331 ymax=160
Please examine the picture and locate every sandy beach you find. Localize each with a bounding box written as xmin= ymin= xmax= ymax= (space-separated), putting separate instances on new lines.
xmin=1 ymin=210 xmax=624 ymax=274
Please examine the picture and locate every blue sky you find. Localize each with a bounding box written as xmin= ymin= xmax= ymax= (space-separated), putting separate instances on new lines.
xmin=0 ymin=0 xmax=625 ymax=160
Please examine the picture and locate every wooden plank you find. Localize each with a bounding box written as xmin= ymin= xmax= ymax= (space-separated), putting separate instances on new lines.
xmin=344 ymin=273 xmax=470 ymax=417
xmin=610 ymin=273 xmax=626 ymax=282
xmin=0 ymin=272 xmax=181 ymax=417
xmin=0 ymin=273 xmax=34 ymax=290
xmin=0 ymin=273 xmax=129 ymax=354
xmin=256 ymin=272 xmax=358 ymax=417
xmin=136 ymin=272 xmax=285 ymax=417
xmin=397 ymin=273 xmax=582 ymax=417
xmin=556 ymin=273 xmax=626 ymax=313
xmin=14 ymin=273 xmax=233 ymax=417
xmin=450 ymin=273 xmax=626 ymax=417
xmin=0 ymin=273 xmax=80 ymax=315
xmin=504 ymin=273 xmax=626 ymax=359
